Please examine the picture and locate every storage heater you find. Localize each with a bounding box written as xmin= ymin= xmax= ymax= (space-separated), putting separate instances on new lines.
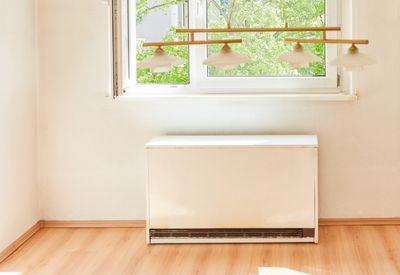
xmin=145 ymin=135 xmax=318 ymax=244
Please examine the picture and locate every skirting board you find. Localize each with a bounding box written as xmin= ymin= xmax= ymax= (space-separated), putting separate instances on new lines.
xmin=40 ymin=218 xmax=400 ymax=228
xmin=1 ymin=218 xmax=399 ymax=264
xmin=319 ymin=218 xmax=400 ymax=226
xmin=41 ymin=220 xmax=145 ymax=228
xmin=0 ymin=221 xmax=42 ymax=263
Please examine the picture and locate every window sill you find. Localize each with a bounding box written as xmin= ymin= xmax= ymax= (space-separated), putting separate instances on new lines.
xmin=118 ymin=91 xmax=358 ymax=101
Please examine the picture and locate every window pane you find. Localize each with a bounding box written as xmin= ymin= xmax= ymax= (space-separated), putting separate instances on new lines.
xmin=207 ymin=0 xmax=326 ymax=77
xmin=136 ymin=0 xmax=189 ymax=84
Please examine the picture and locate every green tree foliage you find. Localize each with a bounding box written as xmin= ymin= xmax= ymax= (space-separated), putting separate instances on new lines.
xmin=136 ymin=0 xmax=325 ymax=84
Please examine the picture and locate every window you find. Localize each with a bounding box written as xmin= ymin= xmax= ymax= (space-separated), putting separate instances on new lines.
xmin=113 ymin=0 xmax=340 ymax=96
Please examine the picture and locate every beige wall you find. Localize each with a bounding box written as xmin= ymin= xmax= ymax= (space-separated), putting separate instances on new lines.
xmin=37 ymin=0 xmax=400 ymax=220
xmin=0 ymin=0 xmax=40 ymax=251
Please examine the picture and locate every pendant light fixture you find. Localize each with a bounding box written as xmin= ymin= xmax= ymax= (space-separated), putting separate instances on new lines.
xmin=330 ymin=44 xmax=375 ymax=71
xmin=278 ymin=42 xmax=321 ymax=68
xmin=137 ymin=47 xmax=183 ymax=73
xmin=137 ymin=0 xmax=373 ymax=73
xmin=203 ymin=44 xmax=250 ymax=70
xmin=138 ymin=23 xmax=373 ymax=73
xmin=284 ymin=38 xmax=375 ymax=70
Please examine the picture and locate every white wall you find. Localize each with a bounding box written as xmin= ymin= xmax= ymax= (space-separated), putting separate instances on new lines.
xmin=0 ymin=0 xmax=40 ymax=251
xmin=37 ymin=0 xmax=400 ymax=220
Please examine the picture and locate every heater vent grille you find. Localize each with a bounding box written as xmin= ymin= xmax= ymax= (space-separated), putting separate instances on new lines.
xmin=150 ymin=228 xmax=314 ymax=239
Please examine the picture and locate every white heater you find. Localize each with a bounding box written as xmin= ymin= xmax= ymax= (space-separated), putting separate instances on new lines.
xmin=146 ymin=135 xmax=318 ymax=244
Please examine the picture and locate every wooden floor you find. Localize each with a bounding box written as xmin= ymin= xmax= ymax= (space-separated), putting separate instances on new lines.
xmin=0 ymin=226 xmax=399 ymax=275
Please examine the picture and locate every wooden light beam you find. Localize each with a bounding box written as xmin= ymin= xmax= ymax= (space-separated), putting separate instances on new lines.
xmin=284 ymin=38 xmax=369 ymax=45
xmin=142 ymin=39 xmax=242 ymax=47
xmin=175 ymin=26 xmax=341 ymax=33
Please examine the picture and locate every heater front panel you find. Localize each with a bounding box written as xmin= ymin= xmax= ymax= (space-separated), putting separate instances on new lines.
xmin=147 ymin=147 xmax=317 ymax=230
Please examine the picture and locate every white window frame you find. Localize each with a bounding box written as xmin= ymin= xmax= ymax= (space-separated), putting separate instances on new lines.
xmin=116 ymin=0 xmax=342 ymax=96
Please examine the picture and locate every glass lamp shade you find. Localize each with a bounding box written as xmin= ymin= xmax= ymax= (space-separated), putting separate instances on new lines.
xmin=330 ymin=44 xmax=375 ymax=71
xmin=278 ymin=43 xmax=321 ymax=68
xmin=137 ymin=47 xmax=183 ymax=73
xmin=203 ymin=44 xmax=250 ymax=70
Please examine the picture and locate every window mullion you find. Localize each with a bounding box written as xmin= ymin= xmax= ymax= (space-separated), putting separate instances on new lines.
xmin=190 ymin=0 xmax=207 ymax=90
xmin=128 ymin=0 xmax=136 ymax=85
xmin=325 ymin=0 xmax=339 ymax=87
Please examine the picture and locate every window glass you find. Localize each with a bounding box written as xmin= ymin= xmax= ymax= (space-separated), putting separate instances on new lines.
xmin=136 ymin=0 xmax=189 ymax=84
xmin=206 ymin=0 xmax=326 ymax=77
xmin=134 ymin=0 xmax=330 ymax=87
